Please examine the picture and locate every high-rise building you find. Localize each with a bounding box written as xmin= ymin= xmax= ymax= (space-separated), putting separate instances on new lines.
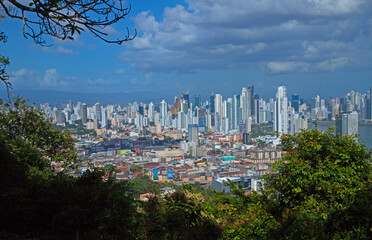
xmin=138 ymin=106 xmax=144 ymax=115
xmin=215 ymin=94 xmax=223 ymax=116
xmin=336 ymin=111 xmax=358 ymax=137
xmin=198 ymin=108 xmax=206 ymax=127
xmin=68 ymin=100 xmax=73 ymax=112
xmin=292 ymin=94 xmax=299 ymax=112
xmin=232 ymin=94 xmax=241 ymax=130
xmin=210 ymin=94 xmax=215 ymax=113
xmin=182 ymin=92 xmax=190 ymax=108
xmin=247 ymin=85 xmax=254 ymax=118
xmin=181 ymin=99 xmax=188 ymax=114
xmin=289 ymin=110 xmax=308 ymax=135
xmin=81 ymin=103 xmax=88 ymax=124
xmin=241 ymin=87 xmax=248 ymax=121
xmin=148 ymin=102 xmax=154 ymax=122
xmin=274 ymin=86 xmax=288 ymax=135
xmin=188 ymin=124 xmax=199 ymax=146
xmin=253 ymin=93 xmax=259 ymax=124
xmin=101 ymin=108 xmax=107 ymax=129
xmin=194 ymin=95 xmax=201 ymax=108
xmin=367 ymin=87 xmax=372 ymax=121
xmin=160 ymin=100 xmax=167 ymax=127
xmin=95 ymin=103 xmax=102 ymax=121
xmin=225 ymin=98 xmax=232 ymax=131
xmin=57 ymin=111 xmax=66 ymax=124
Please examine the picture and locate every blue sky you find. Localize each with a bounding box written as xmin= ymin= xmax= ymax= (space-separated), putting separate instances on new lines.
xmin=1 ymin=0 xmax=372 ymax=103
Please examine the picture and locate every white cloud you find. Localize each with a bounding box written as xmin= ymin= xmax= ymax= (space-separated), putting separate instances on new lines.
xmin=10 ymin=68 xmax=72 ymax=89
xmin=39 ymin=68 xmax=68 ymax=87
xmin=87 ymin=78 xmax=119 ymax=85
xmin=115 ymin=68 xmax=125 ymax=74
xmin=266 ymin=57 xmax=349 ymax=73
xmin=315 ymin=57 xmax=348 ymax=71
xmin=120 ymin=0 xmax=372 ymax=74
xmin=266 ymin=61 xmax=311 ymax=74
xmin=10 ymin=68 xmax=34 ymax=85
xmin=41 ymin=46 xmax=77 ymax=55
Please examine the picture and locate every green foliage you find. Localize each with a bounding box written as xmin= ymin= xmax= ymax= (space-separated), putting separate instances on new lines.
xmin=142 ymin=189 xmax=221 ymax=240
xmin=0 ymin=98 xmax=77 ymax=191
xmin=261 ymin=129 xmax=372 ymax=239
xmin=131 ymin=175 xmax=162 ymax=197
xmin=200 ymin=129 xmax=371 ymax=239
xmin=1 ymin=168 xmax=141 ymax=239
xmin=0 ymin=98 xmax=140 ymax=239
xmin=0 ymin=97 xmax=77 ymax=175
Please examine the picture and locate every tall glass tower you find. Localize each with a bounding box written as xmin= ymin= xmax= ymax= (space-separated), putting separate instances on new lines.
xmin=274 ymin=86 xmax=288 ymax=135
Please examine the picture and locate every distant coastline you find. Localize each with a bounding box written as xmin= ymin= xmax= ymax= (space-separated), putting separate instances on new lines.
xmin=309 ymin=120 xmax=372 ymax=126
xmin=309 ymin=121 xmax=372 ymax=149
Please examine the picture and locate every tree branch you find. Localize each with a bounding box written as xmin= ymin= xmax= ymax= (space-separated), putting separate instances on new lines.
xmin=1 ymin=0 xmax=136 ymax=45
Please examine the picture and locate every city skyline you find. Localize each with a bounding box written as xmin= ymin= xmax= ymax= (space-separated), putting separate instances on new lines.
xmin=2 ymin=0 xmax=372 ymax=101
xmin=41 ymin=84 xmax=372 ymax=148
xmin=17 ymin=84 xmax=372 ymax=106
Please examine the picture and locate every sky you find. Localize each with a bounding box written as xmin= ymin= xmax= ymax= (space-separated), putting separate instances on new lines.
xmin=1 ymin=0 xmax=372 ymax=104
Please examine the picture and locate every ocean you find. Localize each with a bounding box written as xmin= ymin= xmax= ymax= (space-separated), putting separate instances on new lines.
xmin=308 ymin=123 xmax=372 ymax=150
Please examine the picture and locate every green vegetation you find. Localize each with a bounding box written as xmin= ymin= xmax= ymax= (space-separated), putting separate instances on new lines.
xmin=52 ymin=123 xmax=97 ymax=136
xmin=251 ymin=123 xmax=274 ymax=138
xmin=0 ymin=98 xmax=140 ymax=239
xmin=1 ymin=100 xmax=371 ymax=239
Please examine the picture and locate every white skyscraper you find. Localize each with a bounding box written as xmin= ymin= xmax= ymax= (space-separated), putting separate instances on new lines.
xmin=101 ymin=108 xmax=107 ymax=129
xmin=241 ymin=88 xmax=248 ymax=121
xmin=148 ymin=102 xmax=154 ymax=122
xmin=274 ymin=86 xmax=288 ymax=135
xmin=215 ymin=94 xmax=223 ymax=116
xmin=160 ymin=100 xmax=167 ymax=127
xmin=340 ymin=111 xmax=358 ymax=137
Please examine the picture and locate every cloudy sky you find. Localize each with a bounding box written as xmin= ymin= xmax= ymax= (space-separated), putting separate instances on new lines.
xmin=1 ymin=0 xmax=372 ymax=103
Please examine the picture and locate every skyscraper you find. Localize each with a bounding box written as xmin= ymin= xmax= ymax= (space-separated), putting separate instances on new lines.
xmin=210 ymin=94 xmax=215 ymax=114
xmin=336 ymin=111 xmax=358 ymax=137
xmin=215 ymin=94 xmax=223 ymax=116
xmin=232 ymin=94 xmax=241 ymax=130
xmin=138 ymin=106 xmax=144 ymax=115
xmin=148 ymin=102 xmax=154 ymax=122
xmin=188 ymin=124 xmax=199 ymax=146
xmin=274 ymin=86 xmax=288 ymax=135
xmin=247 ymin=85 xmax=254 ymax=118
xmin=68 ymin=100 xmax=73 ymax=112
xmin=95 ymin=103 xmax=102 ymax=121
xmin=292 ymin=94 xmax=299 ymax=112
xmin=241 ymin=87 xmax=248 ymax=121
xmin=253 ymin=93 xmax=259 ymax=123
xmin=160 ymin=100 xmax=167 ymax=127
xmin=101 ymin=108 xmax=107 ymax=129
xmin=194 ymin=95 xmax=201 ymax=108
xmin=81 ymin=103 xmax=87 ymax=124
xmin=181 ymin=92 xmax=190 ymax=108
xmin=368 ymin=87 xmax=372 ymax=121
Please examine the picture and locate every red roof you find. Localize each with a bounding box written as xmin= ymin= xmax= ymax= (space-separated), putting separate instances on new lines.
xmin=143 ymin=162 xmax=160 ymax=168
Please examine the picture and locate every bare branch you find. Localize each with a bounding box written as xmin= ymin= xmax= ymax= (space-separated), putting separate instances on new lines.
xmin=0 ymin=0 xmax=136 ymax=45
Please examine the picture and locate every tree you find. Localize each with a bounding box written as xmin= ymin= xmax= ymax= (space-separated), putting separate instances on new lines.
xmin=0 ymin=97 xmax=77 ymax=180
xmin=162 ymin=189 xmax=221 ymax=240
xmin=0 ymin=27 xmax=10 ymax=95
xmin=260 ymin=129 xmax=372 ymax=239
xmin=0 ymin=98 xmax=141 ymax=239
xmin=203 ymin=129 xmax=371 ymax=239
xmin=0 ymin=0 xmax=136 ymax=45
